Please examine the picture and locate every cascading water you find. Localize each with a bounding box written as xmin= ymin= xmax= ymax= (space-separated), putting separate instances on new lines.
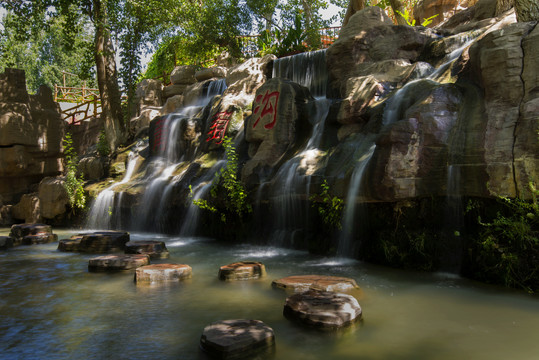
xmin=86 ymin=144 xmax=141 ymax=230
xmin=263 ymin=50 xmax=331 ymax=246
xmin=132 ymin=79 xmax=228 ymax=233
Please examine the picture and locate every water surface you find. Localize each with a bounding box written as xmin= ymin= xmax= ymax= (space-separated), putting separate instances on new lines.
xmin=1 ymin=229 xmax=538 ymax=359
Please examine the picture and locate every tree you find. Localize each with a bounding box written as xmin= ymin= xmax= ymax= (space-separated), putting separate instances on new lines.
xmin=342 ymin=0 xmax=366 ymax=26
xmin=3 ymin=0 xmax=126 ymax=151
xmin=514 ymin=0 xmax=539 ymax=21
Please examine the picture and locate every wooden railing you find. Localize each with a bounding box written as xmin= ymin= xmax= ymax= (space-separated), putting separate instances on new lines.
xmin=61 ymin=96 xmax=102 ymax=125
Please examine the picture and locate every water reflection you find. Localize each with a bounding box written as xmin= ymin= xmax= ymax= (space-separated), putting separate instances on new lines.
xmin=1 ymin=229 xmax=539 ymax=360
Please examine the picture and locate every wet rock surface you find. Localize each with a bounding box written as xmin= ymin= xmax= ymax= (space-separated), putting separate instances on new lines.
xmin=272 ymin=275 xmax=359 ymax=292
xmin=135 ymin=263 xmax=192 ymax=283
xmin=88 ymin=254 xmax=149 ymax=272
xmin=58 ymin=231 xmax=130 ymax=253
xmin=9 ymin=223 xmax=56 ymax=246
xmin=200 ymin=319 xmax=275 ymax=359
xmin=218 ymin=261 xmax=266 ymax=281
xmin=283 ymin=290 xmax=362 ymax=329
xmin=125 ymin=240 xmax=170 ymax=259
xmin=0 ymin=236 xmax=13 ymax=250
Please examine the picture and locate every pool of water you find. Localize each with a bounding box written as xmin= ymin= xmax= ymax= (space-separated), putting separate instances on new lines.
xmin=1 ymin=228 xmax=539 ymax=360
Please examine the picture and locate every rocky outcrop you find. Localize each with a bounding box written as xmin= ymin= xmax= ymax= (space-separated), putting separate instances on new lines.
xmin=414 ymin=0 xmax=478 ymax=27
xmin=88 ymin=254 xmax=149 ymax=272
xmin=242 ymin=78 xmax=314 ymax=184
xmin=57 ymin=231 xmax=130 ymax=253
xmin=133 ymin=79 xmax=162 ymax=118
xmin=218 ymin=261 xmax=266 ymax=281
xmin=38 ymin=177 xmax=69 ymax=219
xmin=272 ymin=275 xmax=360 ymax=293
xmin=125 ymin=240 xmax=169 ymax=259
xmin=9 ymin=223 xmax=57 ymax=246
xmin=12 ymin=194 xmax=41 ymax=223
xmin=195 ymin=67 xmax=227 ymax=82
xmin=283 ymin=290 xmax=362 ymax=329
xmin=0 ymin=69 xmax=64 ymax=204
xmin=200 ymin=320 xmax=275 ymax=359
xmin=135 ymin=264 xmax=192 ymax=283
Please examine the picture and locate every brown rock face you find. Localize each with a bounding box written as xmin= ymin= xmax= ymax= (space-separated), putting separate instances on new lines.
xmin=59 ymin=231 xmax=130 ymax=253
xmin=88 ymin=254 xmax=149 ymax=272
xmin=200 ymin=319 xmax=275 ymax=359
xmin=38 ymin=177 xmax=69 ymax=219
xmin=272 ymin=275 xmax=359 ymax=293
xmin=0 ymin=69 xmax=64 ymax=203
xmin=195 ymin=67 xmax=227 ymax=82
xmin=125 ymin=240 xmax=170 ymax=259
xmin=135 ymin=264 xmax=192 ymax=283
xmin=170 ymin=65 xmax=198 ymax=85
xmin=283 ymin=290 xmax=362 ymax=329
xmin=218 ymin=261 xmax=266 ymax=281
xmin=12 ymin=194 xmax=41 ymax=223
xmin=9 ymin=223 xmax=56 ymax=246
xmin=0 ymin=236 xmax=14 ymax=250
xmin=134 ymin=79 xmax=162 ymax=117
xmin=242 ymin=78 xmax=313 ymax=184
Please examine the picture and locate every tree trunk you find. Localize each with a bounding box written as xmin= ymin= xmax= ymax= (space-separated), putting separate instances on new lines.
xmin=301 ymin=0 xmax=318 ymax=47
xmin=342 ymin=0 xmax=366 ymax=27
xmin=389 ymin=0 xmax=408 ymax=25
xmin=93 ymin=0 xmax=125 ymax=152
xmin=514 ymin=0 xmax=539 ymax=21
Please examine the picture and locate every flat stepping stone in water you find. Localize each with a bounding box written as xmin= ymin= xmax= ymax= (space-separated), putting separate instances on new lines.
xmin=200 ymin=319 xmax=275 ymax=359
xmin=88 ymin=254 xmax=149 ymax=272
xmin=135 ymin=264 xmax=192 ymax=284
xmin=0 ymin=236 xmax=14 ymax=250
xmin=218 ymin=261 xmax=266 ymax=281
xmin=59 ymin=231 xmax=130 ymax=253
xmin=9 ymin=223 xmax=56 ymax=246
xmin=125 ymin=240 xmax=169 ymax=259
xmin=272 ymin=275 xmax=359 ymax=292
xmin=283 ymin=290 xmax=362 ymax=330
xmin=57 ymin=235 xmax=83 ymax=252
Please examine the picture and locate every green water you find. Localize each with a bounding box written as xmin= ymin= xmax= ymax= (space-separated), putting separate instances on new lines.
xmin=1 ymin=228 xmax=539 ymax=360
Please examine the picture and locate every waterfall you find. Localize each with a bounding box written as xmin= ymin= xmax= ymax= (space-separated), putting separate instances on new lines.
xmin=273 ymin=49 xmax=328 ymax=98
xmin=86 ymin=147 xmax=140 ymax=230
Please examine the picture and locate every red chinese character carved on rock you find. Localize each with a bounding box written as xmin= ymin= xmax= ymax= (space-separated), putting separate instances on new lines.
xmin=252 ymin=90 xmax=279 ymax=130
xmin=206 ymin=111 xmax=233 ymax=145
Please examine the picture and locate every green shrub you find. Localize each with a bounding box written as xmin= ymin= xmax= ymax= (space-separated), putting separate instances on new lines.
xmin=97 ymin=129 xmax=110 ymax=157
xmin=309 ymin=180 xmax=344 ymax=230
xmin=63 ymin=132 xmax=86 ymax=211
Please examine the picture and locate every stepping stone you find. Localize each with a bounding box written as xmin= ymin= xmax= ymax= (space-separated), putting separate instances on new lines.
xmin=9 ymin=223 xmax=57 ymax=246
xmin=135 ymin=264 xmax=192 ymax=284
xmin=88 ymin=254 xmax=149 ymax=272
xmin=10 ymin=223 xmax=52 ymax=239
xmin=125 ymin=240 xmax=169 ymax=259
xmin=57 ymin=235 xmax=83 ymax=252
xmin=218 ymin=261 xmax=266 ymax=281
xmin=283 ymin=290 xmax=362 ymax=330
xmin=21 ymin=233 xmax=58 ymax=245
xmin=272 ymin=275 xmax=359 ymax=292
xmin=0 ymin=236 xmax=13 ymax=250
xmin=200 ymin=319 xmax=275 ymax=359
xmin=58 ymin=231 xmax=130 ymax=253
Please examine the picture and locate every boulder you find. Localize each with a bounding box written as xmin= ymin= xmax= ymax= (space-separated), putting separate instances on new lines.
xmin=130 ymin=108 xmax=160 ymax=136
xmin=161 ymin=95 xmax=184 ymax=115
xmin=125 ymin=240 xmax=169 ymax=259
xmin=135 ymin=264 xmax=192 ymax=283
xmin=371 ymin=82 xmax=463 ymax=200
xmin=88 ymin=254 xmax=150 ymax=272
xmin=465 ymin=22 xmax=536 ymax=197
xmin=413 ymin=0 xmax=477 ymax=27
xmin=134 ymin=79 xmax=162 ymax=117
xmin=224 ymin=54 xmax=276 ymax=108
xmin=79 ymin=157 xmax=104 ymax=181
xmin=200 ymin=319 xmax=275 ymax=359
xmin=163 ymin=84 xmax=189 ymax=99
xmin=183 ymin=79 xmax=214 ymax=106
xmin=0 ymin=68 xmax=29 ymax=103
xmin=326 ymin=7 xmax=438 ymax=97
xmin=0 ymin=236 xmax=13 ymax=250
xmin=170 ymin=65 xmax=197 ymax=85
xmin=38 ymin=177 xmax=68 ymax=219
xmin=195 ymin=67 xmax=227 ymax=82
xmin=272 ymin=275 xmax=359 ymax=293
xmin=218 ymin=261 xmax=266 ymax=281
xmin=242 ymin=78 xmax=314 ymax=184
xmin=9 ymin=223 xmax=56 ymax=246
xmin=337 ymin=75 xmax=385 ymax=125
xmin=61 ymin=231 xmax=130 ymax=253
xmin=283 ymin=290 xmax=362 ymax=329
xmin=57 ymin=235 xmax=83 ymax=252
xmin=11 ymin=194 xmax=41 ymax=223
